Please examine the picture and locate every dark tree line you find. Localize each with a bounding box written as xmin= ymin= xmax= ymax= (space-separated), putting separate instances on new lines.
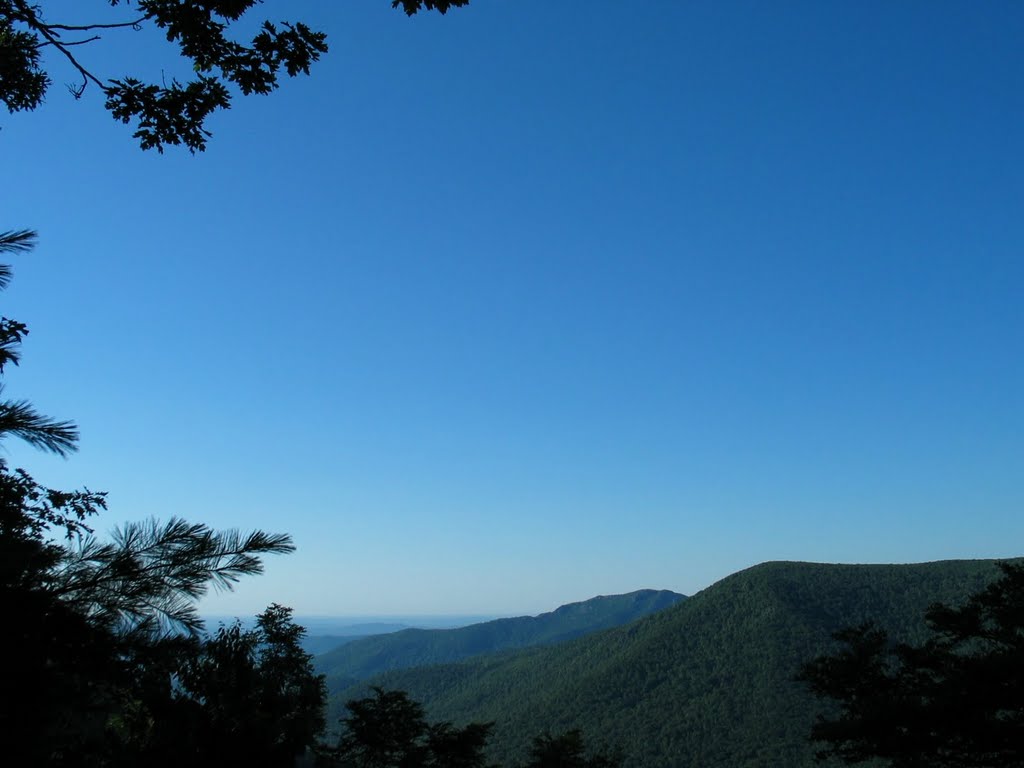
xmin=320 ymin=688 xmax=494 ymax=768
xmin=320 ymin=688 xmax=621 ymax=768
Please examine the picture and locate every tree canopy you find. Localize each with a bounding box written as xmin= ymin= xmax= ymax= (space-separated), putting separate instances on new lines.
xmin=322 ymin=687 xmax=494 ymax=768
xmin=801 ymin=561 xmax=1024 ymax=767
xmin=118 ymin=605 xmax=327 ymax=767
xmin=0 ymin=1 xmax=470 ymax=152
xmin=524 ymin=731 xmax=623 ymax=768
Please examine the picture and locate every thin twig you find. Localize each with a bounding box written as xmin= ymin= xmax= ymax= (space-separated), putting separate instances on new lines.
xmin=39 ymin=35 xmax=102 ymax=48
xmin=44 ymin=17 xmax=148 ymax=32
xmin=31 ymin=22 xmax=108 ymax=95
xmin=8 ymin=0 xmax=148 ymax=96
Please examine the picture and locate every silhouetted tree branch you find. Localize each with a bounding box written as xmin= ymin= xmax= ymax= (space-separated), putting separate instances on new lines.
xmin=2 ymin=2 xmax=475 ymax=151
xmin=52 ymin=517 xmax=294 ymax=635
xmin=1 ymin=0 xmax=329 ymax=151
xmin=801 ymin=562 xmax=1024 ymax=767
xmin=0 ymin=230 xmax=306 ymax=763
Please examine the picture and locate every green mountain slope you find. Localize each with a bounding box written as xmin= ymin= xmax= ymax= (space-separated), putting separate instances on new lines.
xmin=317 ymin=589 xmax=684 ymax=690
xmin=338 ymin=559 xmax=1008 ymax=768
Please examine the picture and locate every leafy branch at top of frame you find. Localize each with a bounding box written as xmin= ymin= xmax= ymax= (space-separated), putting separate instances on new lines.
xmin=1 ymin=0 xmax=329 ymax=152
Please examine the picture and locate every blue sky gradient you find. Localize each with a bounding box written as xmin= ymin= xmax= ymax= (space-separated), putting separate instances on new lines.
xmin=3 ymin=1 xmax=1022 ymax=615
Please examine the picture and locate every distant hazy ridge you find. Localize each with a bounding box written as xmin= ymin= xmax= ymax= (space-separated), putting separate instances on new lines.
xmin=317 ymin=589 xmax=684 ymax=690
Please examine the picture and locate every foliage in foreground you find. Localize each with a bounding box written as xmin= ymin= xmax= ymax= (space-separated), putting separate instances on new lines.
xmin=319 ymin=687 xmax=495 ymax=768
xmin=0 ymin=1 xmax=470 ymax=152
xmin=319 ymin=688 xmax=619 ymax=768
xmin=801 ymin=562 xmax=1024 ymax=767
xmin=2 ymin=454 xmax=317 ymax=764
xmin=0 ymin=230 xmax=319 ymax=765
xmin=113 ymin=605 xmax=326 ymax=767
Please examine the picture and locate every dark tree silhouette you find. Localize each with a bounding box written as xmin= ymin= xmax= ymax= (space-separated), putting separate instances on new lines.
xmin=427 ymin=720 xmax=495 ymax=768
xmin=1 ymin=462 xmax=116 ymax=766
xmin=393 ymin=1 xmax=471 ymax=15
xmin=1 ymin=1 xmax=470 ymax=152
xmin=0 ymin=230 xmax=310 ymax=764
xmin=322 ymin=687 xmax=494 ymax=768
xmin=54 ymin=516 xmax=294 ymax=636
xmin=801 ymin=562 xmax=1024 ymax=767
xmin=524 ymin=730 xmax=623 ymax=768
xmin=0 ymin=230 xmax=77 ymax=454
xmin=114 ymin=605 xmax=327 ymax=767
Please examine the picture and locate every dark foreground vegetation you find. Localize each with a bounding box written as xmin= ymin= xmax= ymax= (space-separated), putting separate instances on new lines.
xmin=802 ymin=560 xmax=1024 ymax=768
xmin=321 ymin=688 xmax=620 ymax=768
xmin=0 ymin=230 xmax=316 ymax=765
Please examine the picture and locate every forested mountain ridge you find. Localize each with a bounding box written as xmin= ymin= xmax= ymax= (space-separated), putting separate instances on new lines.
xmin=332 ymin=559 xmax=1010 ymax=768
xmin=316 ymin=589 xmax=684 ymax=690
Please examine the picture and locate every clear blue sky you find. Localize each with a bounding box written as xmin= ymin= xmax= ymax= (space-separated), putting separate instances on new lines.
xmin=3 ymin=1 xmax=1022 ymax=616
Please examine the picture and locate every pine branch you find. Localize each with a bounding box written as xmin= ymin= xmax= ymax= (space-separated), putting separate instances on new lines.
xmin=0 ymin=230 xmax=37 ymax=285
xmin=0 ymin=228 xmax=36 ymax=252
xmin=0 ymin=395 xmax=79 ymax=456
xmin=53 ymin=517 xmax=294 ymax=635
